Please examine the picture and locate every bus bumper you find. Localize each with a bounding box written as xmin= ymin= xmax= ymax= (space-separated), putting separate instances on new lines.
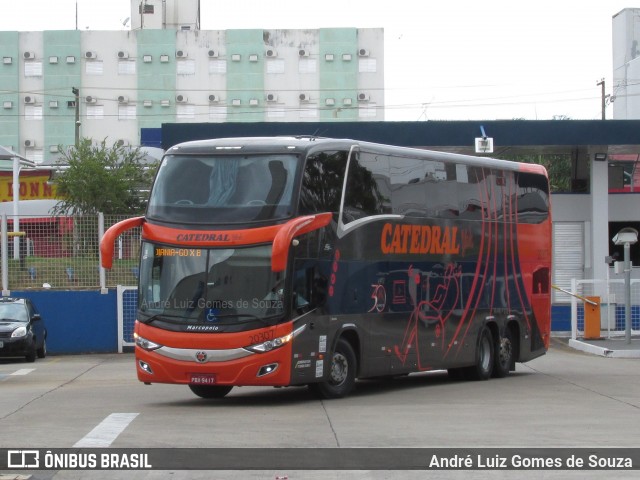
xmin=135 ymin=344 xmax=293 ymax=387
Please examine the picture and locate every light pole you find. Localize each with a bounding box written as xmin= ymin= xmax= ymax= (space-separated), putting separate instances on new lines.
xmin=597 ymin=78 xmax=605 ymax=120
xmin=72 ymin=87 xmax=80 ymax=147
xmin=613 ymin=227 xmax=639 ymax=343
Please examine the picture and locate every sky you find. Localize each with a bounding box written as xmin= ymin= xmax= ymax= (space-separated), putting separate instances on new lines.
xmin=0 ymin=0 xmax=633 ymax=121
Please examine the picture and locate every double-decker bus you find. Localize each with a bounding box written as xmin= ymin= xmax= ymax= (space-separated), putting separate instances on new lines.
xmin=101 ymin=136 xmax=552 ymax=399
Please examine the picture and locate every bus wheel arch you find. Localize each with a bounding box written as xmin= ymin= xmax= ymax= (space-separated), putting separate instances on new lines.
xmin=309 ymin=334 xmax=359 ymax=399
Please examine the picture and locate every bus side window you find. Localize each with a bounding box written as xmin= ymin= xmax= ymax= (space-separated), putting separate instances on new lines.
xmin=516 ymin=171 xmax=550 ymax=223
xmin=299 ymin=151 xmax=348 ymax=215
xmin=292 ymin=264 xmax=327 ymax=314
xmin=342 ymin=152 xmax=391 ymax=222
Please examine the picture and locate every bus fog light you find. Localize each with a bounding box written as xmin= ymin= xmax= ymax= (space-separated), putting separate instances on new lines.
xmin=257 ymin=363 xmax=279 ymax=377
xmin=138 ymin=360 xmax=154 ymax=374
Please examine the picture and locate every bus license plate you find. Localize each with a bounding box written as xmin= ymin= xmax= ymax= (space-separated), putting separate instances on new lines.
xmin=190 ymin=374 xmax=216 ymax=385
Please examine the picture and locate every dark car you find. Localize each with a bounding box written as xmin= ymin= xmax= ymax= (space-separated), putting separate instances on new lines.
xmin=0 ymin=297 xmax=47 ymax=362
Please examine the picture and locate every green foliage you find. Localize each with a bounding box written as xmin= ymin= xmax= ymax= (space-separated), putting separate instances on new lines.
xmin=52 ymin=138 xmax=158 ymax=215
xmin=496 ymin=153 xmax=573 ymax=193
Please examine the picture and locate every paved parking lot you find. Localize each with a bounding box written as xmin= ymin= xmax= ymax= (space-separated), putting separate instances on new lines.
xmin=1 ymin=338 xmax=639 ymax=479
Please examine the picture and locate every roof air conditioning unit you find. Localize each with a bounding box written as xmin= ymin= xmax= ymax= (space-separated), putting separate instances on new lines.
xmin=85 ymin=51 xmax=97 ymax=59
xmin=24 ymin=96 xmax=35 ymax=104
xmin=176 ymin=50 xmax=187 ymax=58
xmin=249 ymin=98 xmax=259 ymax=106
xmin=208 ymin=94 xmax=219 ymax=103
xmin=24 ymin=139 xmax=36 ymax=148
xmin=207 ymin=50 xmax=218 ymax=58
xmin=117 ymin=95 xmax=129 ymax=104
xmin=266 ymin=93 xmax=278 ymax=102
xmin=299 ymin=93 xmax=310 ymax=102
xmin=23 ymin=51 xmax=36 ymax=60
xmin=85 ymin=95 xmax=96 ymax=104
xmin=176 ymin=94 xmax=187 ymax=103
xmin=116 ymin=139 xmax=129 ymax=147
xmin=266 ymin=49 xmax=277 ymax=58
xmin=358 ymin=48 xmax=370 ymax=57
xmin=298 ymin=49 xmax=309 ymax=57
xmin=117 ymin=51 xmax=129 ymax=59
xmin=49 ymin=145 xmax=60 ymax=153
xmin=357 ymin=93 xmax=370 ymax=102
xmin=325 ymin=98 xmax=335 ymax=106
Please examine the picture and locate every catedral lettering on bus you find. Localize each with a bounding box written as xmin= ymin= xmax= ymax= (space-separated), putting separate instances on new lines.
xmin=380 ymin=224 xmax=460 ymax=255
xmin=101 ymin=136 xmax=552 ymax=399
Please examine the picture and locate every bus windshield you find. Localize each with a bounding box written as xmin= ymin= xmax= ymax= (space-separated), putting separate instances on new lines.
xmin=138 ymin=243 xmax=285 ymax=326
xmin=146 ymin=154 xmax=299 ymax=224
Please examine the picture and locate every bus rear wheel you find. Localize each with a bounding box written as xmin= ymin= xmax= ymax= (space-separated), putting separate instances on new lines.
xmin=309 ymin=339 xmax=356 ymax=399
xmin=188 ymin=384 xmax=233 ymax=399
xmin=464 ymin=326 xmax=494 ymax=381
xmin=493 ymin=326 xmax=514 ymax=378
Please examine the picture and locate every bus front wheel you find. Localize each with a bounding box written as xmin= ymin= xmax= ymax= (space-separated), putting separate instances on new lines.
xmin=309 ymin=339 xmax=357 ymax=399
xmin=188 ymin=384 xmax=233 ymax=399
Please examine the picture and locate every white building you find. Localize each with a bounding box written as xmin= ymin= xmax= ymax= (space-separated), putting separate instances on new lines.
xmin=613 ymin=8 xmax=640 ymax=119
xmin=0 ymin=0 xmax=384 ymax=164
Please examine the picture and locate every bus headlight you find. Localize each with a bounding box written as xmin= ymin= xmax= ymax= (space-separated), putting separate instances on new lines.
xmin=246 ymin=332 xmax=294 ymax=353
xmin=134 ymin=332 xmax=163 ymax=351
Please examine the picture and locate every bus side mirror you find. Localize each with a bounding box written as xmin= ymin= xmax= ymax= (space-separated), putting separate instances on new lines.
xmin=271 ymin=213 xmax=332 ymax=272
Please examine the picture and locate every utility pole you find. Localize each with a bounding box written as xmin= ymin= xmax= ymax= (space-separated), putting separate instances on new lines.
xmin=72 ymin=87 xmax=80 ymax=146
xmin=597 ymin=78 xmax=605 ymax=120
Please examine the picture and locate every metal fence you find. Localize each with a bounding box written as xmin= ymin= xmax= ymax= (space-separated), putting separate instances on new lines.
xmin=117 ymin=285 xmax=138 ymax=352
xmin=0 ymin=213 xmax=141 ymax=291
xmin=569 ymin=278 xmax=640 ymax=339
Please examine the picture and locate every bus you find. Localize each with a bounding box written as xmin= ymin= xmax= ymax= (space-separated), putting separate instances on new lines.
xmin=100 ymin=136 xmax=552 ymax=399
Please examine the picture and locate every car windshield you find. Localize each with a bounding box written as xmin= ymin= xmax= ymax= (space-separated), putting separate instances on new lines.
xmin=0 ymin=304 xmax=28 ymax=322
xmin=146 ymin=154 xmax=299 ymax=224
xmin=138 ymin=242 xmax=285 ymax=326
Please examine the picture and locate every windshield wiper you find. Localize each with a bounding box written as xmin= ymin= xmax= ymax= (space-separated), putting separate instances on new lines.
xmin=139 ymin=312 xmax=189 ymax=325
xmin=207 ymin=312 xmax=280 ymax=327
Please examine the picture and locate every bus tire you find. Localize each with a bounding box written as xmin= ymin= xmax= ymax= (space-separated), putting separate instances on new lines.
xmin=493 ymin=326 xmax=514 ymax=378
xmin=308 ymin=338 xmax=356 ymax=399
xmin=188 ymin=384 xmax=233 ymax=399
xmin=464 ymin=326 xmax=494 ymax=381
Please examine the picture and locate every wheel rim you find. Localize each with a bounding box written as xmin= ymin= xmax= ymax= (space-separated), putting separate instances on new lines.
xmin=499 ymin=337 xmax=512 ymax=367
xmin=330 ymin=352 xmax=348 ymax=385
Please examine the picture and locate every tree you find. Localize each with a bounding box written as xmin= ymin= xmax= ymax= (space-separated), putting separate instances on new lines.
xmin=52 ymin=138 xmax=158 ymax=215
